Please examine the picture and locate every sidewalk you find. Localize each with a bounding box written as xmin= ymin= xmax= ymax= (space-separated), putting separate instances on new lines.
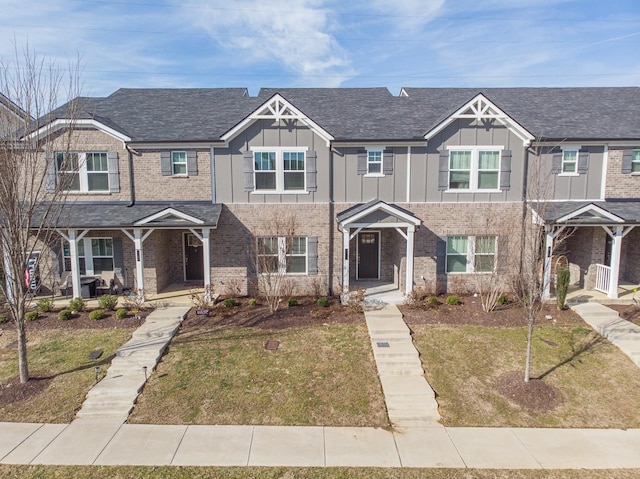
xmin=1 ymin=421 xmax=639 ymax=468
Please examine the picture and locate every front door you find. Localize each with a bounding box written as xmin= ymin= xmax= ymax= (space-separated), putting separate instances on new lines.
xmin=358 ymin=232 xmax=379 ymax=279
xmin=184 ymin=233 xmax=204 ymax=281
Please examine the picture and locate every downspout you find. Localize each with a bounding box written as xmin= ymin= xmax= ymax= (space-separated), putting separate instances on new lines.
xmin=126 ymin=145 xmax=140 ymax=207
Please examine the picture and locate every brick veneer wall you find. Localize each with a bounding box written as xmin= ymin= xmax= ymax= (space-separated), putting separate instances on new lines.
xmin=605 ymin=148 xmax=640 ymax=199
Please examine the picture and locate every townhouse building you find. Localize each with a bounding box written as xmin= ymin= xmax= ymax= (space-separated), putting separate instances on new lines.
xmin=26 ymin=87 xmax=640 ymax=301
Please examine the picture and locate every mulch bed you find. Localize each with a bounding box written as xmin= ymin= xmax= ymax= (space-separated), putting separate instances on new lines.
xmin=2 ymin=309 xmax=148 ymax=331
xmin=497 ymin=371 xmax=562 ymax=412
xmin=0 ymin=376 xmax=53 ymax=405
xmin=608 ymin=304 xmax=640 ymax=326
xmin=400 ymin=296 xmax=582 ymax=328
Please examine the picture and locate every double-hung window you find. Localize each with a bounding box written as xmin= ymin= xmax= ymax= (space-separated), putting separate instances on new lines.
xmin=561 ymin=148 xmax=578 ymax=174
xmin=632 ymin=150 xmax=640 ymax=173
xmin=56 ymin=152 xmax=110 ymax=192
xmin=62 ymin=237 xmax=114 ymax=275
xmin=172 ymin=151 xmax=187 ymax=175
xmin=446 ymin=235 xmax=496 ymax=273
xmin=367 ymin=149 xmax=383 ymax=175
xmin=257 ymin=236 xmax=307 ymax=274
xmin=448 ymin=147 xmax=501 ymax=190
xmin=252 ymin=147 xmax=307 ymax=193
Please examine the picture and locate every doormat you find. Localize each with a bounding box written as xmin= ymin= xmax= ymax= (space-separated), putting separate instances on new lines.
xmin=264 ymin=340 xmax=280 ymax=350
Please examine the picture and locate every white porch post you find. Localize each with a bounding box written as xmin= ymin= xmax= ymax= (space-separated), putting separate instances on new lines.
xmin=405 ymin=225 xmax=415 ymax=295
xmin=342 ymin=228 xmax=350 ymax=293
xmin=202 ymin=227 xmax=211 ymax=300
xmin=133 ymin=228 xmax=145 ymax=299
xmin=608 ymin=226 xmax=623 ymax=299
xmin=542 ymin=227 xmax=555 ymax=300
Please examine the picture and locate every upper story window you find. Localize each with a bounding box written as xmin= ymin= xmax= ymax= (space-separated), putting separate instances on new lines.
xmin=367 ymin=150 xmax=383 ymax=175
xmin=448 ymin=147 xmax=501 ymax=191
xmin=56 ymin=152 xmax=109 ymax=192
xmin=633 ymin=150 xmax=640 ymax=173
xmin=251 ymin=147 xmax=307 ymax=193
xmin=561 ymin=148 xmax=578 ymax=174
xmin=172 ymin=151 xmax=187 ymax=175
xmin=446 ymin=235 xmax=496 ymax=273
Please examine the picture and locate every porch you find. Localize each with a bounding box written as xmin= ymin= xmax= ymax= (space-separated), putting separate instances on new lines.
xmin=354 ymin=280 xmax=405 ymax=305
xmin=566 ymin=281 xmax=639 ymax=305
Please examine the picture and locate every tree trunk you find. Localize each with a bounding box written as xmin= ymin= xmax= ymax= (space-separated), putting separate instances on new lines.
xmin=524 ymin=315 xmax=534 ymax=383
xmin=17 ymin=318 xmax=29 ymax=384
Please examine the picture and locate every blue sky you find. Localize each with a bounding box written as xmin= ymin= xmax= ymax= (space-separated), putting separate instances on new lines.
xmin=1 ymin=0 xmax=640 ymax=99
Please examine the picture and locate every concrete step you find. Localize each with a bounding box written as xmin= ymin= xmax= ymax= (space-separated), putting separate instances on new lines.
xmin=76 ymin=404 xmax=134 ymax=417
xmin=371 ymin=342 xmax=420 ymax=359
xmin=375 ymin=359 xmax=423 ymax=371
xmin=379 ymin=376 xmax=435 ymax=397
xmin=73 ymin=412 xmax=130 ymax=423
xmin=377 ymin=367 xmax=425 ymax=376
xmin=385 ymin=395 xmax=436 ymax=408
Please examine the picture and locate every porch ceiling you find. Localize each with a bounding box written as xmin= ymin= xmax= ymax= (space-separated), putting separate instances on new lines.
xmin=33 ymin=202 xmax=222 ymax=229
xmin=536 ymin=200 xmax=640 ymax=226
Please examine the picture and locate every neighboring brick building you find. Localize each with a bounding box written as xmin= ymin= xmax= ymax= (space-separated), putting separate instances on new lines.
xmin=24 ymin=87 xmax=640 ymax=300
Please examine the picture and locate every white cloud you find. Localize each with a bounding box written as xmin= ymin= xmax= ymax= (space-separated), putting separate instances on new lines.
xmin=369 ymin=0 xmax=444 ymax=33
xmin=178 ymin=0 xmax=354 ymax=86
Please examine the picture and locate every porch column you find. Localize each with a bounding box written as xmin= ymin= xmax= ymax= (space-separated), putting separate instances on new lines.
xmin=608 ymin=226 xmax=623 ymax=299
xmin=133 ymin=228 xmax=145 ymax=299
xmin=405 ymin=225 xmax=415 ymax=295
xmin=342 ymin=228 xmax=350 ymax=293
xmin=57 ymin=229 xmax=89 ymax=299
xmin=202 ymin=227 xmax=211 ymax=300
xmin=542 ymin=227 xmax=555 ymax=300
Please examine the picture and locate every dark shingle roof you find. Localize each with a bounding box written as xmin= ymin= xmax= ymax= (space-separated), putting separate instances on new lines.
xmin=539 ymin=200 xmax=640 ymax=224
xmin=46 ymin=87 xmax=640 ymax=142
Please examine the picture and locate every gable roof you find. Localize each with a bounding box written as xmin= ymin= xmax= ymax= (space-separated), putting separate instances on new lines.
xmin=539 ymin=200 xmax=640 ymax=225
xmin=37 ymin=87 xmax=640 ymax=143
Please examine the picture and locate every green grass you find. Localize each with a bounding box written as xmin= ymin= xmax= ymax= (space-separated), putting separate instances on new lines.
xmin=0 ymin=465 xmax=639 ymax=479
xmin=129 ymin=323 xmax=387 ymax=426
xmin=413 ymin=323 xmax=640 ymax=428
xmin=0 ymin=328 xmax=134 ymax=423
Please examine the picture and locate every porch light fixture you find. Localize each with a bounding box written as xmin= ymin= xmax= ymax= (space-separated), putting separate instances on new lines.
xmin=94 ymin=366 xmax=100 ymax=383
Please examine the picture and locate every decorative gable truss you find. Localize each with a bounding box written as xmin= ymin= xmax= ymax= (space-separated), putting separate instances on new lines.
xmin=425 ymin=94 xmax=535 ymax=147
xmin=221 ymin=93 xmax=334 ymax=147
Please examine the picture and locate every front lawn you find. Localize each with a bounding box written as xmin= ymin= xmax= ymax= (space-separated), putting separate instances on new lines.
xmin=129 ymin=321 xmax=387 ymax=427
xmin=413 ymin=323 xmax=640 ymax=428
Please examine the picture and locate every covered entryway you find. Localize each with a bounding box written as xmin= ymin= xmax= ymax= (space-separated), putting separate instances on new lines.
xmin=337 ymin=200 xmax=421 ymax=295
xmin=539 ymin=201 xmax=640 ymax=300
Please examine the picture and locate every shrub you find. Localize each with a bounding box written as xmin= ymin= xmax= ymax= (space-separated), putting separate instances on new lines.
xmin=446 ymin=294 xmax=461 ymax=306
xmin=344 ymin=287 xmax=365 ymax=313
xmin=58 ymin=309 xmax=72 ymax=321
xmin=89 ymin=309 xmax=105 ymax=321
xmin=287 ymin=298 xmax=298 ymax=307
xmin=222 ymin=298 xmax=236 ymax=308
xmin=189 ymin=285 xmax=214 ymax=310
xmin=317 ymin=296 xmax=329 ymax=307
xmin=427 ymin=296 xmax=439 ymax=306
xmin=0 ymin=315 xmax=7 ymax=325
xmin=69 ymin=297 xmax=87 ymax=312
xmin=98 ymin=294 xmax=119 ymax=311
xmin=497 ymin=294 xmax=509 ymax=305
xmin=248 ymin=298 xmax=257 ymax=307
xmin=556 ymin=267 xmax=571 ymax=310
xmin=25 ymin=311 xmax=39 ymax=321
xmin=36 ymin=297 xmax=55 ymax=313
xmin=116 ymin=308 xmax=128 ymax=320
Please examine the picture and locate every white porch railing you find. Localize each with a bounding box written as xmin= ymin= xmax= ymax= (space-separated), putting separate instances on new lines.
xmin=595 ymin=263 xmax=611 ymax=294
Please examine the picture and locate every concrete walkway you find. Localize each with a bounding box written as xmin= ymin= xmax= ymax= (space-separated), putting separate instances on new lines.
xmin=364 ymin=304 xmax=441 ymax=427
xmin=75 ymin=306 xmax=190 ymax=422
xmin=571 ymin=302 xmax=640 ymax=367
xmin=1 ymin=422 xmax=640 ymax=468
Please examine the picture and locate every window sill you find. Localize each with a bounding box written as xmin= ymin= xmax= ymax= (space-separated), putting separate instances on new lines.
xmin=364 ymin=173 xmax=385 ymax=178
xmin=171 ymin=174 xmax=190 ymax=178
xmin=65 ymin=191 xmax=111 ymax=195
xmin=252 ymin=190 xmax=310 ymax=195
xmin=558 ymin=173 xmax=579 ymax=177
xmin=446 ymin=271 xmax=493 ymax=275
xmin=444 ymin=189 xmax=502 ymax=193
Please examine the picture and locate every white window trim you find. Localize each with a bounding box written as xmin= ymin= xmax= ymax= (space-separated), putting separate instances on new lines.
xmin=632 ymin=150 xmax=640 ymax=175
xmin=559 ymin=146 xmax=580 ymax=177
xmin=62 ymin=237 xmax=114 ymax=276
xmin=446 ymin=235 xmax=497 ymax=274
xmin=171 ymin=151 xmax=188 ymax=176
xmin=250 ymin=146 xmax=309 ymax=194
xmin=446 ymin=146 xmax=503 ymax=192
xmin=257 ymin=236 xmax=308 ymax=275
xmin=57 ymin=151 xmax=110 ymax=193
xmin=365 ymin=147 xmax=385 ymax=177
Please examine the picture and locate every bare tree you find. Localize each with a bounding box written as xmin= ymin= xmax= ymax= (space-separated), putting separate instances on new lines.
xmin=0 ymin=46 xmax=80 ymax=383
xmin=252 ymin=211 xmax=298 ymax=313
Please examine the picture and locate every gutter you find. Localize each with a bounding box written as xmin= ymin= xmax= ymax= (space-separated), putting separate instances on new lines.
xmin=126 ymin=145 xmax=141 ymax=207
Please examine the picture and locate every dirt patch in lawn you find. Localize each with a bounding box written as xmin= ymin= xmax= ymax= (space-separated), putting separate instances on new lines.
xmin=183 ymin=296 xmax=362 ymax=330
xmin=400 ymin=296 xmax=581 ymax=327
xmin=609 ymin=304 xmax=640 ymax=326
xmin=0 ymin=376 xmax=53 ymax=405
xmin=497 ymin=371 xmax=562 ymax=412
